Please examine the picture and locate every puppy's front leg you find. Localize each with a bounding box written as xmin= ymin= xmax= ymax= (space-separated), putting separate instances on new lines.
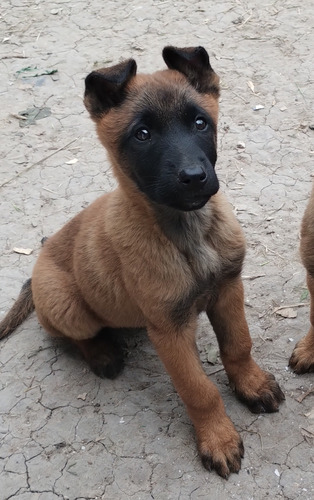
xmin=289 ymin=273 xmax=314 ymax=373
xmin=207 ymin=277 xmax=285 ymax=413
xmin=148 ymin=323 xmax=243 ymax=478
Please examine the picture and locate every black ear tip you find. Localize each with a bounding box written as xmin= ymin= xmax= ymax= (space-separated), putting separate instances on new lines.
xmin=162 ymin=45 xmax=173 ymax=56
xmin=84 ymin=71 xmax=100 ymax=93
xmin=195 ymin=46 xmax=210 ymax=66
xmin=84 ymin=59 xmax=137 ymax=94
xmin=128 ymin=59 xmax=137 ymax=76
xmin=162 ymin=45 xmax=210 ymax=68
xmin=195 ymin=46 xmax=209 ymax=57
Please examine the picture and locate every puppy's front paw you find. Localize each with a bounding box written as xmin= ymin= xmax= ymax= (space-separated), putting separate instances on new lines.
xmin=289 ymin=331 xmax=314 ymax=374
xmin=231 ymin=361 xmax=285 ymax=413
xmin=197 ymin=416 xmax=244 ymax=478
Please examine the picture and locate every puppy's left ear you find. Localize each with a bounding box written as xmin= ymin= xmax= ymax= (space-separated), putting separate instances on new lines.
xmin=162 ymin=46 xmax=219 ymax=96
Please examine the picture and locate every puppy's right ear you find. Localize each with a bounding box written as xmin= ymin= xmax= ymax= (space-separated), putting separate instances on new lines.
xmin=84 ymin=59 xmax=137 ymax=120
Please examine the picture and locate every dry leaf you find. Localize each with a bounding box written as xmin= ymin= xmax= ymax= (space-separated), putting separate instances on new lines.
xmin=275 ymin=307 xmax=297 ymax=318
xmin=13 ymin=247 xmax=33 ymax=255
xmin=65 ymin=158 xmax=78 ymax=165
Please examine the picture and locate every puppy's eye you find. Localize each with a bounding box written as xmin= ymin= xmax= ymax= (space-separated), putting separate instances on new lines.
xmin=195 ymin=117 xmax=207 ymax=131
xmin=135 ymin=128 xmax=151 ymax=141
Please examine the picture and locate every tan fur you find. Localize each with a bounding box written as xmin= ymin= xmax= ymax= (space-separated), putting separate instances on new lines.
xmin=289 ymin=183 xmax=314 ymax=373
xmin=0 ymin=48 xmax=284 ymax=477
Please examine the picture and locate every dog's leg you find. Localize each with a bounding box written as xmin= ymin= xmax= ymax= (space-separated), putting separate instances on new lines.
xmin=148 ymin=323 xmax=243 ymax=478
xmin=289 ymin=273 xmax=314 ymax=373
xmin=73 ymin=328 xmax=125 ymax=379
xmin=207 ymin=277 xmax=285 ymax=413
xmin=33 ymin=264 xmax=125 ymax=379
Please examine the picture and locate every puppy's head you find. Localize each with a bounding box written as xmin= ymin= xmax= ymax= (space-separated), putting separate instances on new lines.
xmin=84 ymin=46 xmax=220 ymax=211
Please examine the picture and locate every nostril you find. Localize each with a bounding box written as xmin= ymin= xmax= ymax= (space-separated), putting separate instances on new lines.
xmin=178 ymin=170 xmax=191 ymax=184
xmin=178 ymin=168 xmax=207 ymax=185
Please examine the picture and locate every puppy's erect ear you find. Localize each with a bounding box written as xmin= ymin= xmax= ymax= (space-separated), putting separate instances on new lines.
xmin=162 ymin=46 xmax=219 ymax=96
xmin=84 ymin=59 xmax=137 ymax=120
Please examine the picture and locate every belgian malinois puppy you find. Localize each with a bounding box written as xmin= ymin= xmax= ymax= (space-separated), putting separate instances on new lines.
xmin=0 ymin=46 xmax=284 ymax=477
xmin=289 ymin=183 xmax=314 ymax=373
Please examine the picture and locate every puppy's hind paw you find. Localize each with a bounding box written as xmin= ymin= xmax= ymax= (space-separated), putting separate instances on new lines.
xmin=89 ymin=353 xmax=125 ymax=379
xmin=75 ymin=329 xmax=125 ymax=379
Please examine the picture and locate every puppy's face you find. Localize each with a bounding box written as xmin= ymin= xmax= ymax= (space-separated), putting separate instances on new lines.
xmin=85 ymin=46 xmax=220 ymax=211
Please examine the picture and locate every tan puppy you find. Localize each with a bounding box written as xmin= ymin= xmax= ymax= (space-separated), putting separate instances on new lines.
xmin=0 ymin=46 xmax=284 ymax=477
xmin=290 ymin=183 xmax=314 ymax=372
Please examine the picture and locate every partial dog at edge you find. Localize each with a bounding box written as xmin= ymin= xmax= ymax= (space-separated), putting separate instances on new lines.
xmin=289 ymin=183 xmax=314 ymax=373
xmin=0 ymin=46 xmax=285 ymax=478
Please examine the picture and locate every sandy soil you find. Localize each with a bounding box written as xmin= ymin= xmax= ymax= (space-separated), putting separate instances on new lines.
xmin=0 ymin=0 xmax=313 ymax=498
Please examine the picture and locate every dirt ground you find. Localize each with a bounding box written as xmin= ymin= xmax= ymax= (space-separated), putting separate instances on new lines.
xmin=1 ymin=0 xmax=314 ymax=498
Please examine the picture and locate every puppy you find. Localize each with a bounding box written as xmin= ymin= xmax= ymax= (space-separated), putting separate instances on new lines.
xmin=0 ymin=46 xmax=284 ymax=477
xmin=290 ymin=183 xmax=314 ymax=373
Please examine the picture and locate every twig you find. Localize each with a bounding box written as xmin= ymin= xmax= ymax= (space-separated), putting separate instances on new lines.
xmin=1 ymin=55 xmax=27 ymax=59
xmin=301 ymin=427 xmax=314 ymax=436
xmin=231 ymin=90 xmax=248 ymax=103
xmin=240 ymin=13 xmax=253 ymax=27
xmin=208 ymin=367 xmax=224 ymax=375
xmin=25 ymin=385 xmax=40 ymax=393
xmin=261 ymin=244 xmax=285 ymax=260
xmin=296 ymin=388 xmax=314 ymax=403
xmin=10 ymin=113 xmax=27 ymax=120
xmin=238 ymin=427 xmax=264 ymax=449
xmin=243 ymin=274 xmax=266 ymax=280
xmin=273 ymin=303 xmax=310 ymax=314
xmin=42 ymin=187 xmax=58 ymax=195
xmin=0 ymin=138 xmax=78 ymax=189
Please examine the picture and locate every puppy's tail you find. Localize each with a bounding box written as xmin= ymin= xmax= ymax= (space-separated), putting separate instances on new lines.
xmin=0 ymin=278 xmax=34 ymax=339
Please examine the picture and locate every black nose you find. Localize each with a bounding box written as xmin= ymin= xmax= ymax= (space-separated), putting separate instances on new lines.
xmin=178 ymin=166 xmax=207 ymax=187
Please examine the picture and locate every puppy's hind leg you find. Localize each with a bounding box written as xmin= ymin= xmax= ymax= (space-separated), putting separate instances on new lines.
xmin=33 ymin=266 xmax=124 ymax=379
xmin=74 ymin=328 xmax=125 ymax=379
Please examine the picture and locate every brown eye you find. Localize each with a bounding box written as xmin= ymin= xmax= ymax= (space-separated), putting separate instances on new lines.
xmin=135 ymin=128 xmax=151 ymax=141
xmin=195 ymin=117 xmax=207 ymax=130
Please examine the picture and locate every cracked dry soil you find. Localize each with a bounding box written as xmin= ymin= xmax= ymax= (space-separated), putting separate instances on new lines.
xmin=0 ymin=0 xmax=314 ymax=499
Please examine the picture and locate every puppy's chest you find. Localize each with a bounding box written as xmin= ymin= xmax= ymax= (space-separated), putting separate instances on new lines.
xmin=168 ymin=235 xmax=221 ymax=325
xmin=184 ymin=241 xmax=220 ymax=289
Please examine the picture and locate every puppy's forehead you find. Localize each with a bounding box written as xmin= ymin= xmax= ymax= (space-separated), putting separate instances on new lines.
xmin=134 ymin=88 xmax=190 ymax=121
xmin=125 ymin=72 xmax=218 ymax=122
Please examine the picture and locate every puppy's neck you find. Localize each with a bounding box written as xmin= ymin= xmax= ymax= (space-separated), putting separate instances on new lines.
xmin=153 ymin=203 xmax=212 ymax=253
xmin=154 ymin=202 xmax=221 ymax=280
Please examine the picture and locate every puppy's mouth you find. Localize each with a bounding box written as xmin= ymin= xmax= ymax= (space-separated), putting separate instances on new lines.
xmin=167 ymin=192 xmax=214 ymax=212
xmin=187 ymin=198 xmax=209 ymax=210
xmin=179 ymin=198 xmax=210 ymax=211
xmin=173 ymin=178 xmax=220 ymax=211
